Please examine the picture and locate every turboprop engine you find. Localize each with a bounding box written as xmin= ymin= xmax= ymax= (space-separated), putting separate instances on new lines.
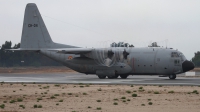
xmin=84 ymin=47 xmax=131 ymax=67
xmin=83 ymin=47 xmax=132 ymax=79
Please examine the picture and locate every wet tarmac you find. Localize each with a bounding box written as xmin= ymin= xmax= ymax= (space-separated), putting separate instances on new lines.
xmin=0 ymin=72 xmax=200 ymax=86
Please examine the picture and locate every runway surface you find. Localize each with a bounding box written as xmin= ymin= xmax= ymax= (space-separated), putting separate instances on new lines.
xmin=0 ymin=72 xmax=200 ymax=86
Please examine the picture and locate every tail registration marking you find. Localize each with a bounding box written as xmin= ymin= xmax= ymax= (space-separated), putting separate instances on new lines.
xmin=28 ymin=24 xmax=38 ymax=27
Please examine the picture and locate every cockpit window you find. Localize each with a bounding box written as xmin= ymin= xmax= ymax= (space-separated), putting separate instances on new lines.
xmin=171 ymin=52 xmax=179 ymax=57
xmin=179 ymin=52 xmax=186 ymax=61
xmin=179 ymin=53 xmax=183 ymax=56
xmin=174 ymin=59 xmax=181 ymax=66
xmin=171 ymin=52 xmax=187 ymax=61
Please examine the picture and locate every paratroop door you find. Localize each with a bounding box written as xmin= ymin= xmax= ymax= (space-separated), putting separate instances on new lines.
xmin=155 ymin=49 xmax=170 ymax=75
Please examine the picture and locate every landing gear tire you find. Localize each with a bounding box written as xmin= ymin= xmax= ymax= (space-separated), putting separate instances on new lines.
xmin=98 ymin=75 xmax=106 ymax=79
xmin=107 ymin=74 xmax=119 ymax=79
xmin=169 ymin=74 xmax=176 ymax=79
xmin=115 ymin=74 xmax=119 ymax=78
xmin=107 ymin=76 xmax=115 ymax=79
xmin=120 ymin=75 xmax=128 ymax=79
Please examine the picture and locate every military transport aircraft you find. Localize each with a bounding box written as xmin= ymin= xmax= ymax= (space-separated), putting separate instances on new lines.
xmin=10 ymin=3 xmax=195 ymax=79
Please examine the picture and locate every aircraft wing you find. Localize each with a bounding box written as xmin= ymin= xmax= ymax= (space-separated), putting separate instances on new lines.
xmin=6 ymin=48 xmax=93 ymax=54
xmin=47 ymin=48 xmax=93 ymax=54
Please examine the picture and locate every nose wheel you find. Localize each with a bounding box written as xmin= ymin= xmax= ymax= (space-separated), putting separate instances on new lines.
xmin=169 ymin=74 xmax=176 ymax=79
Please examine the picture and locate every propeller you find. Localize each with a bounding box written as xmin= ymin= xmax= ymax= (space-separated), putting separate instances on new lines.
xmin=94 ymin=48 xmax=117 ymax=67
xmin=107 ymin=50 xmax=114 ymax=59
xmin=104 ymin=50 xmax=115 ymax=67
xmin=93 ymin=41 xmax=131 ymax=67
xmin=123 ymin=49 xmax=129 ymax=59
xmin=118 ymin=48 xmax=130 ymax=62
xmin=104 ymin=58 xmax=112 ymax=67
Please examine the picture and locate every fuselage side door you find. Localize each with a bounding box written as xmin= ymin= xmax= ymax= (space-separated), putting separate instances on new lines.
xmin=130 ymin=49 xmax=156 ymax=74
xmin=130 ymin=52 xmax=141 ymax=73
xmin=155 ymin=49 xmax=170 ymax=75
xmin=141 ymin=51 xmax=156 ymax=73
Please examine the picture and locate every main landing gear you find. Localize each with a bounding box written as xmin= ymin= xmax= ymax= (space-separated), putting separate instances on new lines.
xmin=169 ymin=74 xmax=176 ymax=79
xmin=98 ymin=74 xmax=128 ymax=79
xmin=98 ymin=75 xmax=106 ymax=79
xmin=107 ymin=74 xmax=119 ymax=79
xmin=120 ymin=74 xmax=128 ymax=79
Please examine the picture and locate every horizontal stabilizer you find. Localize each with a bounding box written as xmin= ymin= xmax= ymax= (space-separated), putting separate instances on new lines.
xmin=6 ymin=48 xmax=40 ymax=51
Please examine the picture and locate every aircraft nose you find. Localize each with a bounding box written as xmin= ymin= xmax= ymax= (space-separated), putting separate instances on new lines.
xmin=182 ymin=60 xmax=195 ymax=72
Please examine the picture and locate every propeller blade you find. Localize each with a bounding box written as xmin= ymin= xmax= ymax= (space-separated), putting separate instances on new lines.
xmin=107 ymin=50 xmax=114 ymax=59
xmin=123 ymin=49 xmax=129 ymax=59
xmin=105 ymin=58 xmax=112 ymax=67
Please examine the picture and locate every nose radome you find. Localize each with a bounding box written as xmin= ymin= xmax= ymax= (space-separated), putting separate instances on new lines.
xmin=182 ymin=60 xmax=195 ymax=72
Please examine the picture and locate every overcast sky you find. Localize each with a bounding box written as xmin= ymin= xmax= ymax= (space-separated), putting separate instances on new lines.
xmin=0 ymin=0 xmax=200 ymax=60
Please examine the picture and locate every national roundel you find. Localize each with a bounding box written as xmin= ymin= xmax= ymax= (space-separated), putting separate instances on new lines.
xmin=68 ymin=56 xmax=73 ymax=60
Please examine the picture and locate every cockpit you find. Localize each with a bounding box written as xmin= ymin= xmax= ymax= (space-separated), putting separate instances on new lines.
xmin=171 ymin=52 xmax=186 ymax=61
xmin=171 ymin=52 xmax=179 ymax=57
xmin=178 ymin=52 xmax=186 ymax=61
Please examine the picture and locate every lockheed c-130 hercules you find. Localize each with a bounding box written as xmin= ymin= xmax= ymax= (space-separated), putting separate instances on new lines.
xmin=10 ymin=3 xmax=195 ymax=79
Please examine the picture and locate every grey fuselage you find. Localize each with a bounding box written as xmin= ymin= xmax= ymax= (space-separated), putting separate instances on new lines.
xmin=40 ymin=47 xmax=187 ymax=76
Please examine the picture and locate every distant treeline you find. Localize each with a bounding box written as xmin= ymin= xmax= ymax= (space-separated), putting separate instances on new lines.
xmin=192 ymin=51 xmax=200 ymax=67
xmin=0 ymin=41 xmax=62 ymax=67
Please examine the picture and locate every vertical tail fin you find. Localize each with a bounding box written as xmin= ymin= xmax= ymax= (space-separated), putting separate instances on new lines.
xmin=21 ymin=3 xmax=53 ymax=49
xmin=20 ymin=3 xmax=75 ymax=50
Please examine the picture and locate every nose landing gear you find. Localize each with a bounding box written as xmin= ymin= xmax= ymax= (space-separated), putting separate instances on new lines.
xmin=169 ymin=74 xmax=176 ymax=79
